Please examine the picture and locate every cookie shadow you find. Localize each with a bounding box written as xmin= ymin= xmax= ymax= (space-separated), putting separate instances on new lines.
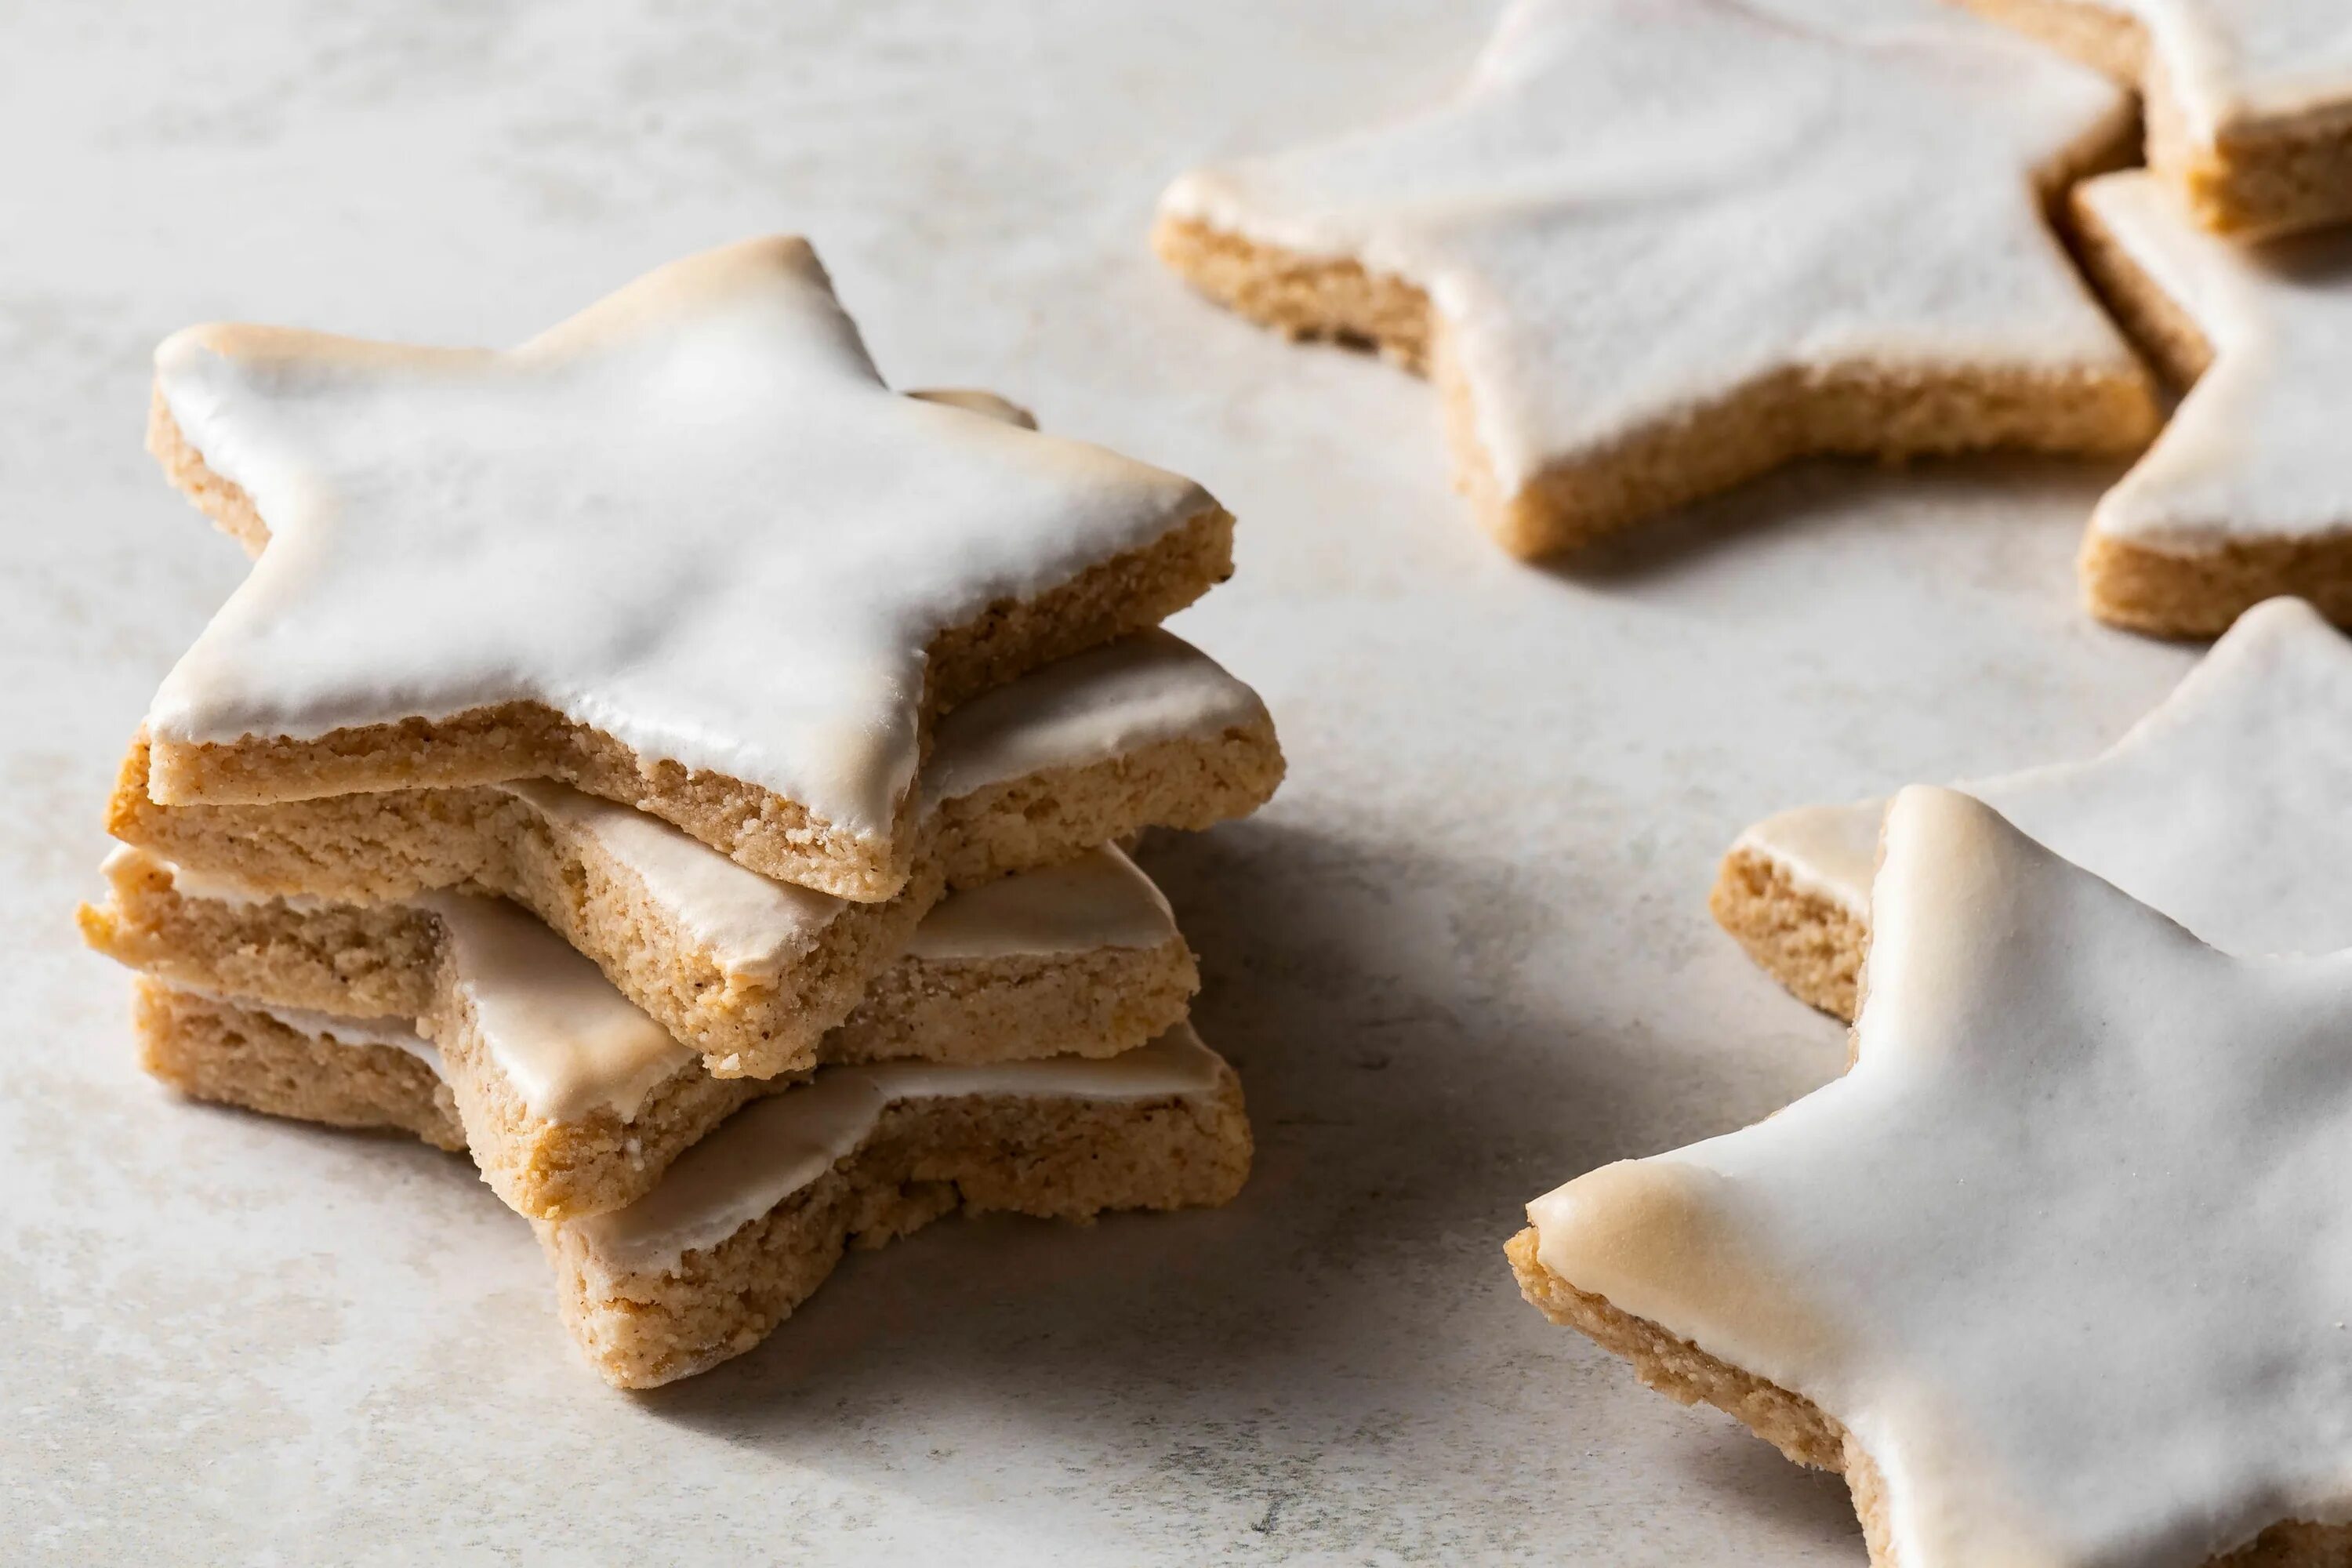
xmin=1532 ymin=451 xmax=2131 ymax=590
xmin=628 ymin=818 xmax=1851 ymax=1555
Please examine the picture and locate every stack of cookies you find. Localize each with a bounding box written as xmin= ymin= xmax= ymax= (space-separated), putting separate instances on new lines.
xmin=80 ymin=237 xmax=1284 ymax=1388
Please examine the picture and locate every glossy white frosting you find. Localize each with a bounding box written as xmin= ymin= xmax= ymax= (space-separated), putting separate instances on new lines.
xmin=420 ymin=892 xmax=691 ymax=1123
xmin=2082 ymin=0 xmax=2352 ymax=134
xmin=560 ymin=1022 xmax=1228 ymax=1276
xmin=904 ymin=844 xmax=1176 ymax=961
xmin=145 ymin=237 xmax=1214 ymax=838
xmin=1738 ymin=597 xmax=2352 ymax=955
xmin=1537 ymin=786 xmax=2352 ymax=1566
xmin=1159 ymin=0 xmax=2136 ymax=495
xmin=2081 ymin=170 xmax=2352 ymax=549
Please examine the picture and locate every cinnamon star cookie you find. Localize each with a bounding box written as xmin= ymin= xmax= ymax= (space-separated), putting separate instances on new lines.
xmin=1515 ymin=786 xmax=2352 ymax=1567
xmin=143 ymin=239 xmax=1232 ymax=901
xmin=1155 ymin=0 xmax=2156 ymax=556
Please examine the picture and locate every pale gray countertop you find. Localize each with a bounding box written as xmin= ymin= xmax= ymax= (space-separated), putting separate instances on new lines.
xmin=0 ymin=3 xmax=2191 ymax=1563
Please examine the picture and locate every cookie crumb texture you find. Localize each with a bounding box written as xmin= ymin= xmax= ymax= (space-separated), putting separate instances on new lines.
xmin=1706 ymin=848 xmax=1865 ymax=1025
xmin=94 ymin=859 xmax=1200 ymax=1222
xmin=133 ymin=981 xmax=464 ymax=1152
xmin=543 ymin=1077 xmax=1252 ymax=1388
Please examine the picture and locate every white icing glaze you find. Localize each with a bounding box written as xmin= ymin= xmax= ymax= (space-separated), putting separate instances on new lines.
xmin=560 ymin=1022 xmax=1227 ymax=1276
xmin=1732 ymin=801 xmax=1877 ymax=917
xmin=1158 ymin=0 xmax=2136 ymax=495
xmin=418 ymin=892 xmax=693 ymax=1123
xmin=499 ymin=779 xmax=843 ymax=981
xmin=922 ymin=628 xmax=1269 ymax=806
xmin=2081 ymin=170 xmax=2352 ymax=549
xmin=146 ymin=237 xmax=1214 ymax=838
xmin=903 ymin=844 xmax=1176 ymax=961
xmin=1534 ymin=786 xmax=2352 ymax=1566
xmin=2082 ymin=0 xmax=2352 ymax=135
xmin=495 ymin=630 xmax=1254 ymax=978
xmin=1741 ymin=597 xmax=2352 ymax=955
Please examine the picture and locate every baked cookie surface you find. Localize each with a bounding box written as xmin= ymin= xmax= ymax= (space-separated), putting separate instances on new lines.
xmin=1155 ymin=0 xmax=2155 ymax=556
xmin=1956 ymin=0 xmax=2352 ymax=238
xmin=143 ymin=238 xmax=1234 ymax=901
xmin=1522 ymin=787 xmax=2352 ymax=1567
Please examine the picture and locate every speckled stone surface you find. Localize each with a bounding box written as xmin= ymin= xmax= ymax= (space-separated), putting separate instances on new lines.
xmin=0 ymin=3 xmax=2193 ymax=1562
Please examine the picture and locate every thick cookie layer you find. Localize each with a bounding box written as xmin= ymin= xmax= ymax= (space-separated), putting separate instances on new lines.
xmin=102 ymin=845 xmax=1197 ymax=1222
xmin=105 ymin=631 xmax=1282 ymax=1077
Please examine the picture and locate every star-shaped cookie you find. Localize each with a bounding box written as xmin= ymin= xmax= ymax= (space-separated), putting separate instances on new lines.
xmin=2065 ymin=171 xmax=2352 ymax=635
xmin=1154 ymin=0 xmax=2156 ymax=556
xmin=1717 ymin=596 xmax=2352 ymax=1018
xmin=1956 ymin=0 xmax=2352 ymax=237
xmin=1513 ymin=786 xmax=2352 ymax=1567
xmin=143 ymin=237 xmax=1232 ymax=901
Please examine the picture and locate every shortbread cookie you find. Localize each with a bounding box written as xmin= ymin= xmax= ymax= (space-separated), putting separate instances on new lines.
xmin=1715 ymin=596 xmax=2352 ymax=1018
xmin=105 ymin=631 xmax=1282 ymax=1076
xmin=539 ymin=1022 xmax=1249 ymax=1388
xmin=1153 ymin=0 xmax=2154 ymax=557
xmin=104 ymin=844 xmax=1197 ymax=1221
xmin=135 ymin=985 xmax=1249 ymax=1389
xmin=143 ymin=236 xmax=1235 ymax=901
xmin=2065 ymin=171 xmax=2352 ymax=635
xmin=1955 ymin=0 xmax=2352 ymax=238
xmin=1515 ymin=787 xmax=2352 ymax=1567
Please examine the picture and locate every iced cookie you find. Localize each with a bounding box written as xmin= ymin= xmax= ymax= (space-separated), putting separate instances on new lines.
xmin=143 ymin=237 xmax=1234 ymax=901
xmin=1153 ymin=0 xmax=2154 ymax=557
xmin=114 ymin=844 xmax=1197 ymax=1221
xmin=103 ymin=631 xmax=1282 ymax=1077
xmin=1956 ymin=0 xmax=2352 ymax=238
xmin=2066 ymin=170 xmax=2352 ymax=635
xmin=1513 ymin=787 xmax=2352 ymax=1567
xmin=136 ymin=985 xmax=1249 ymax=1389
xmin=1715 ymin=597 xmax=2352 ymax=1018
